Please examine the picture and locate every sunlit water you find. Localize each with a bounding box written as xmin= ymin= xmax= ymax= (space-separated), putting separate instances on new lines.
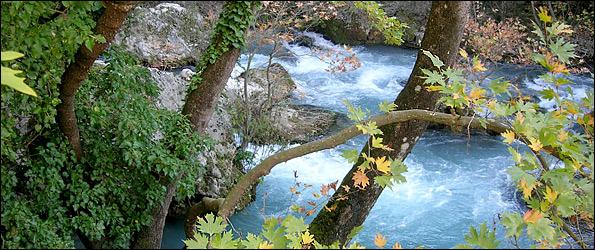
xmin=162 ymin=32 xmax=594 ymax=249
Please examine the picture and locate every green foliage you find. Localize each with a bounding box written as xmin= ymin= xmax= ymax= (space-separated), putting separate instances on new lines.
xmin=188 ymin=1 xmax=259 ymax=93
xmin=353 ymin=1 xmax=408 ymax=46
xmin=455 ymin=223 xmax=500 ymax=249
xmin=1 ymin=51 xmax=37 ymax=96
xmin=1 ymin=2 xmax=102 ymax=248
xmin=423 ymin=11 xmax=593 ymax=249
xmin=185 ymin=213 xmax=365 ymax=249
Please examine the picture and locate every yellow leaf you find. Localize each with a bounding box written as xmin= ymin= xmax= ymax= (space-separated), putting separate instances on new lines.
xmin=523 ymin=209 xmax=544 ymax=224
xmin=528 ymin=137 xmax=543 ymax=152
xmin=459 ymin=49 xmax=468 ymax=59
xmin=375 ymin=156 xmax=391 ymax=174
xmin=519 ymin=178 xmax=535 ymax=199
xmin=472 ymin=58 xmax=487 ymax=72
xmin=469 ymin=88 xmax=485 ymax=100
xmin=1 ymin=66 xmax=37 ymax=97
xmin=372 ymin=136 xmax=394 ymax=151
xmin=452 ymin=93 xmax=460 ymax=100
xmin=374 ymin=233 xmax=387 ymax=248
xmin=259 ymin=241 xmax=274 ymax=249
xmin=302 ymin=231 xmax=315 ymax=245
xmin=425 ymin=85 xmax=442 ymax=92
xmin=537 ymin=7 xmax=552 ymax=23
xmin=501 ymin=130 xmax=516 ymax=144
xmin=545 ymin=186 xmax=558 ymax=204
xmin=392 ymin=241 xmax=403 ymax=249
xmin=558 ymin=131 xmax=568 ymax=142
xmin=352 ymin=170 xmax=369 ymax=189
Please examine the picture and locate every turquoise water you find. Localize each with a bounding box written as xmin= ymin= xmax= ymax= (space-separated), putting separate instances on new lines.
xmin=162 ymin=32 xmax=594 ymax=249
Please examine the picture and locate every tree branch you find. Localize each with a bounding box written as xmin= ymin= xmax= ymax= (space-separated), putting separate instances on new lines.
xmin=218 ymin=109 xmax=509 ymax=218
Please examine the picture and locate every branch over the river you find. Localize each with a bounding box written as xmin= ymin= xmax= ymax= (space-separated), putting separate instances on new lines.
xmin=217 ymin=109 xmax=511 ymax=218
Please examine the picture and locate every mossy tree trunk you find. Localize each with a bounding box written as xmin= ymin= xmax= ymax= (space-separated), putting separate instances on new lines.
xmin=56 ymin=1 xmax=136 ymax=159
xmin=132 ymin=2 xmax=255 ymax=248
xmin=308 ymin=1 xmax=471 ymax=245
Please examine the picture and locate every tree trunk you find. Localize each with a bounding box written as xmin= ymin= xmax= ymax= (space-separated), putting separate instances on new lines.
xmin=309 ymin=1 xmax=470 ymax=245
xmin=133 ymin=2 xmax=254 ymax=248
xmin=56 ymin=1 xmax=136 ymax=159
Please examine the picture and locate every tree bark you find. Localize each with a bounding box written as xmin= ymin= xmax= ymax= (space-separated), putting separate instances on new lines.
xmin=308 ymin=1 xmax=470 ymax=245
xmin=133 ymin=2 xmax=252 ymax=248
xmin=56 ymin=1 xmax=136 ymax=159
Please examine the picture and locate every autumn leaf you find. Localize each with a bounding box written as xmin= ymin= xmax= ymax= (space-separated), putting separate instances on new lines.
xmin=528 ymin=137 xmax=543 ymax=152
xmin=425 ymin=85 xmax=442 ymax=92
xmin=469 ymin=87 xmax=486 ymax=100
xmin=259 ymin=241 xmax=274 ymax=249
xmin=302 ymin=231 xmax=315 ymax=245
xmin=375 ymin=156 xmax=391 ymax=174
xmin=537 ymin=7 xmax=552 ymax=23
xmin=353 ymin=170 xmax=369 ymax=189
xmin=392 ymin=241 xmax=403 ymax=249
xmin=374 ymin=233 xmax=387 ymax=248
xmin=306 ymin=209 xmax=316 ymax=216
xmin=342 ymin=185 xmax=351 ymax=193
xmin=459 ymin=48 xmax=468 ymax=59
xmin=472 ymin=57 xmax=487 ymax=72
xmin=519 ymin=178 xmax=535 ymax=199
xmin=557 ymin=131 xmax=568 ymax=142
xmin=544 ymin=186 xmax=558 ymax=204
xmin=523 ymin=209 xmax=544 ymax=224
xmin=501 ymin=130 xmax=516 ymax=144
xmin=324 ymin=204 xmax=337 ymax=212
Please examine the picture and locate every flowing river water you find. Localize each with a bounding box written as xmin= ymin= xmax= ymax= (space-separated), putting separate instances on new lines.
xmin=162 ymin=32 xmax=594 ymax=249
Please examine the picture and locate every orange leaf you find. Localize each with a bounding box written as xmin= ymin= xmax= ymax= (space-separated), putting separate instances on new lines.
xmin=392 ymin=241 xmax=403 ymax=249
xmin=374 ymin=233 xmax=387 ymax=248
xmin=352 ymin=170 xmax=369 ymax=189
xmin=523 ymin=209 xmax=543 ymax=224
xmin=342 ymin=185 xmax=351 ymax=193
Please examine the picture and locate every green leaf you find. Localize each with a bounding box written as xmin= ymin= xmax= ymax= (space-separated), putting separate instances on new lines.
xmin=346 ymin=225 xmax=363 ymax=242
xmin=197 ymin=213 xmax=226 ymax=236
xmin=184 ymin=233 xmax=209 ymax=249
xmin=210 ymin=231 xmax=238 ymax=249
xmin=421 ymin=49 xmax=444 ymax=68
xmin=463 ymin=223 xmax=500 ymax=249
xmin=374 ymin=175 xmax=393 ymax=189
xmin=549 ymin=38 xmax=575 ymax=64
xmin=378 ymin=101 xmax=397 ymax=113
xmin=488 ymin=79 xmax=511 ymax=96
xmin=1 ymin=66 xmax=37 ymax=97
xmin=242 ymin=233 xmax=264 ymax=249
xmin=555 ymin=192 xmax=577 ymax=217
xmin=390 ymin=158 xmax=407 ymax=183
xmin=539 ymin=88 xmax=557 ymax=100
xmin=500 ymin=212 xmax=525 ymax=238
xmin=421 ymin=69 xmax=444 ymax=85
xmin=526 ymin=218 xmax=555 ymax=242
xmin=341 ymin=149 xmax=360 ymax=164
xmin=281 ymin=215 xmax=307 ymax=235
xmin=1 ymin=51 xmax=24 ymax=61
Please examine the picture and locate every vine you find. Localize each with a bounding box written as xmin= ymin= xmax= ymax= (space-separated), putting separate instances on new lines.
xmin=187 ymin=1 xmax=260 ymax=93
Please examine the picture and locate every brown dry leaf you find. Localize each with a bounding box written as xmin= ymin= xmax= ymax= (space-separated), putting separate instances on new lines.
xmin=353 ymin=170 xmax=369 ymax=189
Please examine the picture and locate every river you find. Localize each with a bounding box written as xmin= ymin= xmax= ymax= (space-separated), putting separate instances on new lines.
xmin=162 ymin=32 xmax=594 ymax=249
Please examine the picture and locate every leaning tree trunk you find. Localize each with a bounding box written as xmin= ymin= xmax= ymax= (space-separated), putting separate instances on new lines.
xmin=132 ymin=2 xmax=256 ymax=248
xmin=56 ymin=1 xmax=136 ymax=159
xmin=309 ymin=1 xmax=470 ymax=245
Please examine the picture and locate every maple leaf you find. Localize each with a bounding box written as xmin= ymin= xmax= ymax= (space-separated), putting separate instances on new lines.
xmin=523 ymin=209 xmax=544 ymax=224
xmin=472 ymin=57 xmax=487 ymax=72
xmin=259 ymin=241 xmax=274 ymax=249
xmin=301 ymin=231 xmax=315 ymax=245
xmin=392 ymin=241 xmax=403 ymax=249
xmin=375 ymin=156 xmax=391 ymax=174
xmin=353 ymin=170 xmax=369 ymax=189
xmin=320 ymin=184 xmax=330 ymax=196
xmin=537 ymin=7 xmax=552 ymax=23
xmin=544 ymin=186 xmax=558 ymax=203
xmin=372 ymin=136 xmax=393 ymax=151
xmin=374 ymin=233 xmax=387 ymax=248
xmin=469 ymin=87 xmax=486 ymax=100
xmin=342 ymin=185 xmax=351 ymax=193
xmin=519 ymin=178 xmax=535 ymax=199
xmin=528 ymin=137 xmax=543 ymax=152
xmin=501 ymin=130 xmax=516 ymax=144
